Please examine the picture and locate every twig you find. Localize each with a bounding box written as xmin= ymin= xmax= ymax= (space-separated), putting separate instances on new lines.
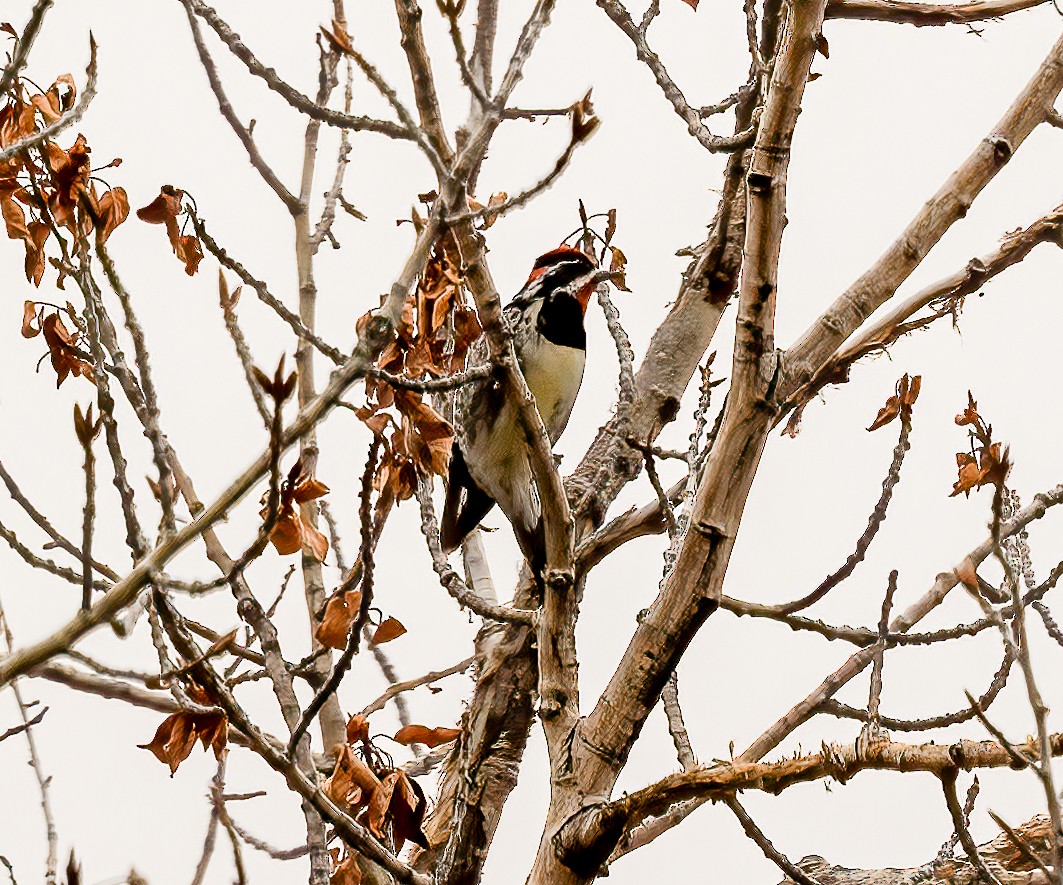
xmin=726 ymin=797 xmax=820 ymax=885
xmin=661 ymin=672 xmax=695 ymax=770
xmin=310 ymin=57 xmax=355 ymax=253
xmin=594 ymin=0 xmax=756 ymax=153
xmin=180 ymin=0 xmax=414 ymax=141
xmin=217 ymin=272 xmax=271 ymax=426
xmin=227 ymin=817 xmax=310 ymax=861
xmin=369 ymin=364 xmax=491 ymax=392
xmin=0 ymin=458 xmax=117 ymax=580
xmin=986 ymin=810 xmax=1056 ymax=882
xmin=0 ymin=706 xmax=47 ymax=744
xmin=287 ymin=437 xmax=380 ymax=755
xmin=598 ymin=285 xmax=636 ymax=405
xmin=445 ymin=115 xmax=595 ymax=224
xmin=190 ymin=766 xmax=221 ymax=885
xmin=0 ymin=603 xmax=57 ymax=884
xmin=866 ymin=570 xmax=898 ymax=734
xmin=360 ymin=656 xmax=476 ymax=717
xmin=776 ymin=410 xmax=911 ymax=615
xmin=183 ymin=5 xmax=298 ymax=212
xmin=191 ymin=214 xmax=347 ymax=365
xmin=942 ymin=768 xmax=1003 ymax=885
xmin=827 ymin=0 xmax=1048 ymax=24
xmin=416 ymin=478 xmax=536 ymax=625
xmin=0 ymin=0 xmax=54 ymax=98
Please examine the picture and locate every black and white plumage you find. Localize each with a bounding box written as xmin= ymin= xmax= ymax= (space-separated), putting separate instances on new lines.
xmin=440 ymin=246 xmax=602 ymax=571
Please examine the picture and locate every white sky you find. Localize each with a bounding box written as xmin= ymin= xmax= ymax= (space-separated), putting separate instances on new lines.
xmin=2 ymin=1 xmax=1063 ymax=883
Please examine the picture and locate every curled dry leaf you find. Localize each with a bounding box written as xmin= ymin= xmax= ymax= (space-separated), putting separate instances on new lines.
xmin=21 ymin=300 xmax=40 ymax=337
xmin=138 ymin=681 xmax=228 ymax=775
xmin=609 ymin=245 xmax=631 ymax=292
xmin=345 ymin=714 xmax=370 ymax=745
xmin=368 ymin=770 xmax=429 ymax=852
xmin=263 ymin=458 xmax=330 ymax=561
xmin=320 ymin=19 xmax=354 ymax=55
xmin=355 ymin=239 xmax=467 ymax=502
xmin=252 ymin=355 xmax=297 ymax=402
xmin=867 ymin=373 xmax=921 ymax=432
xmin=316 ymin=590 xmax=362 ymax=650
xmin=571 ymin=89 xmax=600 ymax=144
xmin=95 ymin=187 xmax=129 ymax=244
xmin=951 ymin=443 xmax=1009 ymax=498
xmin=324 ymin=723 xmax=431 ymax=861
xmin=41 ymin=312 xmax=95 ymax=388
xmin=330 ymin=854 xmax=363 ymax=885
xmin=393 ymin=724 xmax=461 ymax=749
xmin=370 ymin=616 xmax=406 ymax=645
xmin=955 ymin=390 xmax=981 ymax=427
xmin=136 ymin=186 xmax=202 ymax=275
xmin=325 ymin=743 xmax=379 ymax=811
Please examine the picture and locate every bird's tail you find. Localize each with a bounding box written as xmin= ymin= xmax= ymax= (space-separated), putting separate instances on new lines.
xmin=441 ymin=443 xmax=497 ymax=553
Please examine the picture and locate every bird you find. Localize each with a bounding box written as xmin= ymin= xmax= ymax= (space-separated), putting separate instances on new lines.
xmin=440 ymin=244 xmax=606 ymax=573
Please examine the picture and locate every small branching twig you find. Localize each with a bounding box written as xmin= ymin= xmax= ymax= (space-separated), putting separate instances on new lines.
xmin=288 ymin=436 xmax=381 ymax=755
xmin=0 ymin=0 xmax=54 ymax=97
xmin=865 ymin=570 xmax=898 ymax=735
xmin=416 ymin=478 xmax=536 ymax=625
xmin=74 ymin=404 xmax=102 ymax=610
xmin=942 ymin=767 xmax=1003 ymax=885
xmin=776 ymin=397 xmax=913 ymax=615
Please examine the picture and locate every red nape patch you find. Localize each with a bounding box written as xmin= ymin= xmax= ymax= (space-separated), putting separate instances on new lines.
xmin=526 ymin=244 xmax=596 ymax=282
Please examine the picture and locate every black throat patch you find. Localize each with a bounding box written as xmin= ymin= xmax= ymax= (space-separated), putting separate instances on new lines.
xmin=537 ymin=291 xmax=586 ymax=350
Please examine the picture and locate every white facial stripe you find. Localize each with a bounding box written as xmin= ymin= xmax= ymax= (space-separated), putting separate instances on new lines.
xmin=539 ymin=259 xmax=593 ymax=290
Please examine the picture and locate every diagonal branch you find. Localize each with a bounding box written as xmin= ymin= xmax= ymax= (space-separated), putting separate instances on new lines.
xmin=782 ymin=31 xmax=1063 ymax=401
xmin=826 ymin=0 xmax=1048 ymax=24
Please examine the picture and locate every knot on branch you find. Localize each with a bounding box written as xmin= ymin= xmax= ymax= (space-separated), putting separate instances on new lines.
xmin=988 ymin=135 xmax=1013 ymax=164
xmin=545 ymin=568 xmax=574 ymax=592
xmin=362 ymin=313 xmax=393 ymax=351
xmin=540 ymin=689 xmax=567 ymax=720
xmin=552 ymin=801 xmax=627 ymax=878
xmin=747 ymin=170 xmax=773 ymax=194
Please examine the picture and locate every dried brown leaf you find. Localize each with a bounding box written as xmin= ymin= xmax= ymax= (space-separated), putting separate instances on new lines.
xmin=392 ymin=724 xmax=461 ymax=749
xmin=370 ymin=617 xmax=406 ymax=645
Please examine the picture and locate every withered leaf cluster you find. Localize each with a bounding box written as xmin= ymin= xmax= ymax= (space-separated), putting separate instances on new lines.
xmin=867 ymin=373 xmax=921 ymax=432
xmin=951 ymin=392 xmax=1009 ymax=497
xmin=1 ymin=69 xmax=128 ymax=286
xmin=136 ymin=185 xmax=203 ymax=276
xmin=262 ymin=457 xmax=330 ymax=561
xmin=138 ymin=679 xmax=228 ymax=776
xmin=22 ymin=301 xmax=95 ymax=387
xmin=357 ymin=236 xmax=481 ymax=508
xmin=324 ymin=714 xmax=431 ymax=882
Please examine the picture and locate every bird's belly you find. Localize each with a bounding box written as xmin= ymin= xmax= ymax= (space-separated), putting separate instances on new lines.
xmin=519 ymin=339 xmax=586 ymax=442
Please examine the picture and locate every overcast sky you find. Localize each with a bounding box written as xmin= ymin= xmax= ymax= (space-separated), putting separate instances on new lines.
xmin=2 ymin=1 xmax=1063 ymax=883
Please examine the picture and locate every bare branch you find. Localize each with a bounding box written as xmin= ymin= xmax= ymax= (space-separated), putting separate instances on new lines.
xmin=826 ymin=0 xmax=1048 ymax=25
xmin=0 ymin=0 xmax=54 ymax=97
